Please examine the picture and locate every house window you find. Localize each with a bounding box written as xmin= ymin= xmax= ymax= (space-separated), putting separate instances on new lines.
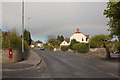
xmin=82 ymin=38 xmax=84 ymax=41
xmin=86 ymin=38 xmax=88 ymax=41
xmin=64 ymin=42 xmax=65 ymax=44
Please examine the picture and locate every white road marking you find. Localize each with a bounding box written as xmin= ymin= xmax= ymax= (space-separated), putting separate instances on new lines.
xmin=108 ymin=72 xmax=120 ymax=78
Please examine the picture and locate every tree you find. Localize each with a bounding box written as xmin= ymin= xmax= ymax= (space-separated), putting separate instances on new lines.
xmin=0 ymin=29 xmax=1 ymax=49
xmin=57 ymin=35 xmax=60 ymax=41
xmin=90 ymin=35 xmax=109 ymax=48
xmin=103 ymin=1 xmax=120 ymax=41
xmin=48 ymin=38 xmax=61 ymax=46
xmin=69 ymin=39 xmax=79 ymax=49
xmin=57 ymin=35 xmax=64 ymax=42
xmin=23 ymin=29 xmax=32 ymax=45
xmin=60 ymin=35 xmax=64 ymax=42
xmin=2 ymin=29 xmax=29 ymax=51
xmin=102 ymin=39 xmax=111 ymax=59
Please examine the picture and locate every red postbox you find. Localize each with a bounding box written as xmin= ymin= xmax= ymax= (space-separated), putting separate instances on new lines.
xmin=9 ymin=49 xmax=13 ymax=58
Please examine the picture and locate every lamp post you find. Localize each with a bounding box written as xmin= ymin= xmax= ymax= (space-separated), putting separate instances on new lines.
xmin=22 ymin=0 xmax=24 ymax=54
xmin=27 ymin=18 xmax=31 ymax=31
xmin=27 ymin=18 xmax=31 ymax=45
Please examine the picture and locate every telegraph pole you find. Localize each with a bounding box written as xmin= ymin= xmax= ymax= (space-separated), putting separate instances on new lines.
xmin=22 ymin=0 xmax=24 ymax=53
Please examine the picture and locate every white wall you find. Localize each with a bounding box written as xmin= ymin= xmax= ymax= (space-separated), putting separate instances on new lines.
xmin=37 ymin=43 xmax=43 ymax=47
xmin=60 ymin=41 xmax=70 ymax=46
xmin=70 ymin=33 xmax=89 ymax=43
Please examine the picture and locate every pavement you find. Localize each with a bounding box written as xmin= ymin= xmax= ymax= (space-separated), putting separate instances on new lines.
xmin=2 ymin=50 xmax=42 ymax=71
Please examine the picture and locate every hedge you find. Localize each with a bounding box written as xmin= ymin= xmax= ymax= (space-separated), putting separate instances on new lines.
xmin=61 ymin=46 xmax=68 ymax=51
xmin=45 ymin=45 xmax=54 ymax=51
xmin=72 ymin=43 xmax=89 ymax=53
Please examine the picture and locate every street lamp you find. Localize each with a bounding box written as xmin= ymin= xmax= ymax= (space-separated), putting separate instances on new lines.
xmin=27 ymin=18 xmax=31 ymax=46
xmin=27 ymin=18 xmax=31 ymax=31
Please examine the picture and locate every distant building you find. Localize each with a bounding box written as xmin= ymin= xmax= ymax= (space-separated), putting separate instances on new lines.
xmin=2 ymin=31 xmax=8 ymax=35
xmin=60 ymin=28 xmax=89 ymax=47
xmin=70 ymin=28 xmax=89 ymax=43
xmin=35 ymin=40 xmax=43 ymax=47
xmin=30 ymin=45 xmax=35 ymax=48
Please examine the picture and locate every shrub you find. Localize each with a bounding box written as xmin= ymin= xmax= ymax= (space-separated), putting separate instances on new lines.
xmin=90 ymin=34 xmax=109 ymax=48
xmin=45 ymin=45 xmax=54 ymax=51
xmin=61 ymin=46 xmax=68 ymax=51
xmin=115 ymin=41 xmax=120 ymax=52
xmin=72 ymin=43 xmax=89 ymax=53
xmin=69 ymin=39 xmax=79 ymax=49
xmin=54 ymin=45 xmax=60 ymax=49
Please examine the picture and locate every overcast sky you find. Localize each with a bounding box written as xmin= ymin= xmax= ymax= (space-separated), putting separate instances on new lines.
xmin=2 ymin=2 xmax=110 ymax=42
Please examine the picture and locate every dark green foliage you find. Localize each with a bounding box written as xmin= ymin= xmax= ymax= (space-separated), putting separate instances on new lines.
xmin=2 ymin=29 xmax=29 ymax=51
xmin=57 ymin=35 xmax=64 ymax=42
xmin=23 ymin=29 xmax=32 ymax=45
xmin=61 ymin=46 xmax=68 ymax=51
xmin=103 ymin=1 xmax=120 ymax=41
xmin=69 ymin=39 xmax=79 ymax=49
xmin=48 ymin=38 xmax=61 ymax=46
xmin=115 ymin=41 xmax=120 ymax=52
xmin=57 ymin=35 xmax=60 ymax=41
xmin=90 ymin=35 xmax=109 ymax=48
xmin=72 ymin=43 xmax=89 ymax=53
xmin=45 ymin=45 xmax=54 ymax=51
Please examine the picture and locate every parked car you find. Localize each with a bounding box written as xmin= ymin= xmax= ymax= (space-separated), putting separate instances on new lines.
xmin=40 ymin=46 xmax=45 ymax=50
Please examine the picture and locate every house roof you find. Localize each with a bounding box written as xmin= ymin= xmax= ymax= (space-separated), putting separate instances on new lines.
xmin=85 ymin=35 xmax=89 ymax=39
xmin=35 ymin=40 xmax=43 ymax=43
xmin=74 ymin=28 xmax=90 ymax=39
xmin=2 ymin=31 xmax=7 ymax=35
xmin=65 ymin=38 xmax=70 ymax=43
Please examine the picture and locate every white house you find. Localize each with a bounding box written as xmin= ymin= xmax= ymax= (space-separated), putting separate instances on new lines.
xmin=30 ymin=45 xmax=35 ymax=48
xmin=60 ymin=28 xmax=89 ymax=47
xmin=70 ymin=28 xmax=89 ymax=43
xmin=36 ymin=43 xmax=43 ymax=47
xmin=60 ymin=39 xmax=70 ymax=47
xmin=35 ymin=40 xmax=44 ymax=47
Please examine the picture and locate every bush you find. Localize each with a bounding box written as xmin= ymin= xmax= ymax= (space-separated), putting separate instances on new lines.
xmin=61 ymin=46 xmax=68 ymax=51
xmin=54 ymin=45 xmax=60 ymax=49
xmin=115 ymin=41 xmax=120 ymax=52
xmin=45 ymin=45 xmax=54 ymax=51
xmin=72 ymin=43 xmax=89 ymax=53
xmin=69 ymin=39 xmax=79 ymax=49
xmin=90 ymin=34 xmax=109 ymax=48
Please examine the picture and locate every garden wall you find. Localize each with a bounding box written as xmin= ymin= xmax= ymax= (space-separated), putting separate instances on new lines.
xmin=2 ymin=49 xmax=22 ymax=63
xmin=89 ymin=48 xmax=107 ymax=58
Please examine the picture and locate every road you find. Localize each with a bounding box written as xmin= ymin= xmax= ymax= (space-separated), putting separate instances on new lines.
xmin=2 ymin=49 xmax=119 ymax=79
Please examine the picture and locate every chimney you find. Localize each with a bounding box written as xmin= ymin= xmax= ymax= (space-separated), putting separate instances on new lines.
xmin=77 ymin=28 xmax=80 ymax=32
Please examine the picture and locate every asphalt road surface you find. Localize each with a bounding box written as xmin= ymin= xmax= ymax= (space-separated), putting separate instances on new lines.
xmin=2 ymin=49 xmax=119 ymax=79
xmin=33 ymin=49 xmax=119 ymax=78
